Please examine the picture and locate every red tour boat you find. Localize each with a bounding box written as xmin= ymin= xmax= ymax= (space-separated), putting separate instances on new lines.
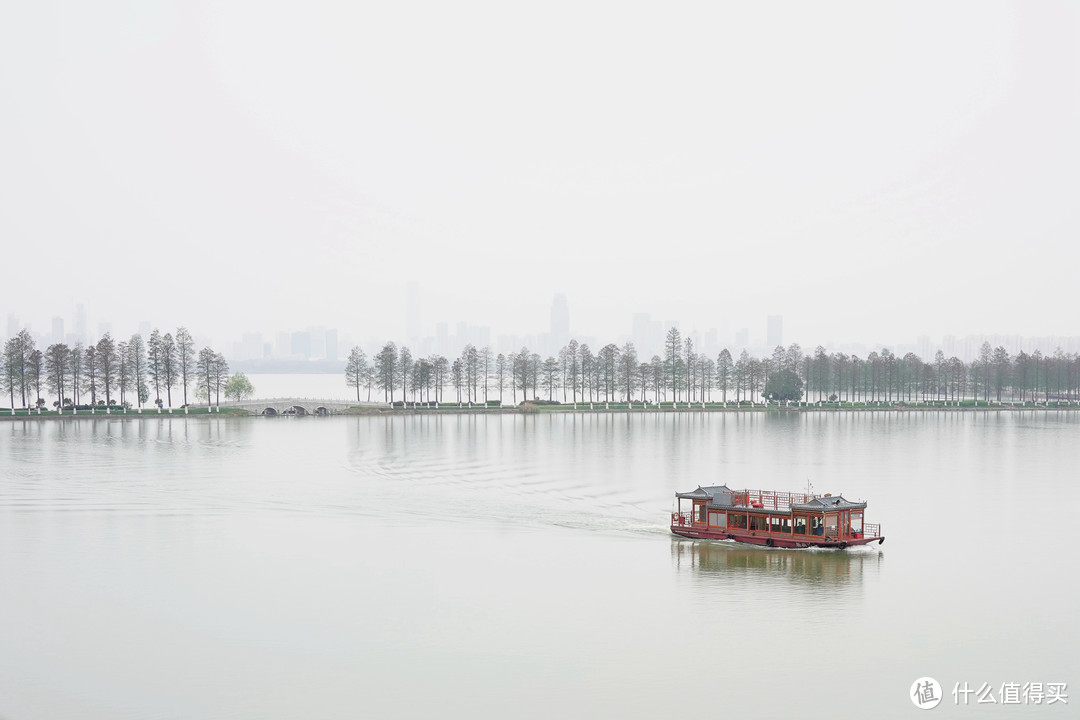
xmin=671 ymin=485 xmax=884 ymax=549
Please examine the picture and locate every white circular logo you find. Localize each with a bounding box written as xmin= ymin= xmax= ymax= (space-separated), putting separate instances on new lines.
xmin=910 ymin=677 xmax=943 ymax=709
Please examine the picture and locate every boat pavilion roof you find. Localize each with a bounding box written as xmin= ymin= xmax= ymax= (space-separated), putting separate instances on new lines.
xmin=791 ymin=495 xmax=867 ymax=511
xmin=675 ymin=485 xmax=733 ymax=501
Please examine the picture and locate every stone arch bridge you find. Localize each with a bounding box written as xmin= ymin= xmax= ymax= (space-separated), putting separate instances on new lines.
xmin=221 ymin=398 xmax=373 ymax=416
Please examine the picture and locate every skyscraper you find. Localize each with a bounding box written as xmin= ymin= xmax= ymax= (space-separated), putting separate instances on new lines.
xmin=550 ymin=294 xmax=569 ymax=350
xmin=74 ymin=304 xmax=87 ymax=344
xmin=406 ymin=280 xmax=420 ymax=347
xmin=767 ymin=315 xmax=783 ymax=349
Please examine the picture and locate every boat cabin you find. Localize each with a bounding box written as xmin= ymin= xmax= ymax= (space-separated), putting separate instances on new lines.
xmin=671 ymin=485 xmax=884 ymax=549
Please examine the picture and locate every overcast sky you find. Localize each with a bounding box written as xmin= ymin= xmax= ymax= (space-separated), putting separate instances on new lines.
xmin=2 ymin=1 xmax=1078 ymax=350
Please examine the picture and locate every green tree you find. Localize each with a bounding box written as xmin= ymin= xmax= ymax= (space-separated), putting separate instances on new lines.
xmin=764 ymin=368 xmax=804 ymax=402
xmin=225 ymin=371 xmax=255 ymax=402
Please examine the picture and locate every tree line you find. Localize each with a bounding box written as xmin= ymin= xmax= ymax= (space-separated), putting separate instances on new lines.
xmin=344 ymin=328 xmax=1080 ymax=405
xmin=1 ymin=327 xmax=236 ymax=410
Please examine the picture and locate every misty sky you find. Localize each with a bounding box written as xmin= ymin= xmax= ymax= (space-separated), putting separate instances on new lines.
xmin=2 ymin=1 xmax=1078 ymax=350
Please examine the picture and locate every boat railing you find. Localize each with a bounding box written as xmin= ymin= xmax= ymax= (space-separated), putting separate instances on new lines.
xmin=862 ymin=523 xmax=882 ymax=538
xmin=731 ymin=489 xmax=817 ymax=510
xmin=671 ymin=511 xmax=695 ymax=527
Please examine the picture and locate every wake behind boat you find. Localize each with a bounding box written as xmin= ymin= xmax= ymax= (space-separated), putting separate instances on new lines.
xmin=671 ymin=485 xmax=885 ymax=549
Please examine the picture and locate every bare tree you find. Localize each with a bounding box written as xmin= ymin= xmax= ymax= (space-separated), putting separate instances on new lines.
xmin=374 ymin=342 xmax=398 ymax=402
xmin=345 ymin=346 xmax=368 ymax=402
xmin=28 ymin=349 xmax=44 ymax=408
xmin=495 ymin=353 xmax=507 ymax=403
xmin=127 ymin=334 xmax=147 ymax=408
xmin=399 ymin=346 xmax=413 ymax=402
xmin=147 ymin=330 xmax=163 ymax=406
xmin=716 ymin=349 xmax=733 ymax=403
xmin=45 ymin=343 xmax=70 ymax=408
xmin=618 ymin=342 xmax=638 ymax=401
xmin=160 ymin=333 xmax=178 ymax=406
xmin=70 ymin=342 xmax=84 ymax=405
xmin=96 ymin=334 xmax=118 ymax=405
xmin=212 ymin=352 xmax=229 ymax=405
xmin=664 ymin=327 xmax=682 ymax=401
xmin=197 ymin=347 xmax=216 ymax=407
xmin=176 ymin=327 xmax=195 ymax=406
xmin=84 ymin=344 xmax=98 ymax=405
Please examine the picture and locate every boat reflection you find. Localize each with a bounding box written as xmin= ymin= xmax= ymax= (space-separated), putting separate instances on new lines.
xmin=671 ymin=537 xmax=882 ymax=585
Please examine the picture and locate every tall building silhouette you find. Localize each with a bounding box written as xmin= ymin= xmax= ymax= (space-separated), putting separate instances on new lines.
xmin=767 ymin=315 xmax=783 ymax=348
xmin=550 ymin=294 xmax=569 ymax=350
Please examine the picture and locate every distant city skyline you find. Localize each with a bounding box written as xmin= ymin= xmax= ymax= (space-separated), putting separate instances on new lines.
xmin=7 ymin=298 xmax=1080 ymax=366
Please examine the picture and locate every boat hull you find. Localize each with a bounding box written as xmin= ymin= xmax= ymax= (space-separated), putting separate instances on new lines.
xmin=670 ymin=525 xmax=884 ymax=549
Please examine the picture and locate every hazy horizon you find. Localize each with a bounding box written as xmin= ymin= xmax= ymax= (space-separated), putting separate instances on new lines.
xmin=3 ymin=2 xmax=1078 ymax=350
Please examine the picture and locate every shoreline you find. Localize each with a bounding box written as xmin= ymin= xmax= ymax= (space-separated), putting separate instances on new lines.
xmin=3 ymin=402 xmax=1079 ymax=420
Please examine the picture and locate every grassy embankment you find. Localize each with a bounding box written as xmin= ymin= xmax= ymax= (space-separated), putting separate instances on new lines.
xmin=0 ymin=406 xmax=248 ymax=420
xmin=356 ymin=399 xmax=1080 ymax=413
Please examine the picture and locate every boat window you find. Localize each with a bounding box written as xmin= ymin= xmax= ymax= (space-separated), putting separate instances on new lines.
xmin=781 ymin=517 xmax=792 ymax=534
xmin=825 ymin=514 xmax=838 ymax=537
xmin=697 ymin=505 xmax=707 ymax=523
xmin=729 ymin=513 xmax=747 ymax=529
xmin=708 ymin=511 xmax=726 ymax=527
xmin=769 ymin=517 xmax=783 ymax=533
xmin=793 ymin=516 xmax=807 ymax=535
xmin=811 ymin=516 xmax=824 ymax=536
xmin=851 ymin=513 xmax=863 ymax=534
xmin=749 ymin=515 xmax=767 ymax=532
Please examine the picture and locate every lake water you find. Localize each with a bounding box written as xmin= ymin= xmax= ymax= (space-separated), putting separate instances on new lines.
xmin=1 ymin=411 xmax=1076 ymax=718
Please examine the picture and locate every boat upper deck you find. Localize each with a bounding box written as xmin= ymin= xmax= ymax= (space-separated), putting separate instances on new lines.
xmin=675 ymin=485 xmax=867 ymax=512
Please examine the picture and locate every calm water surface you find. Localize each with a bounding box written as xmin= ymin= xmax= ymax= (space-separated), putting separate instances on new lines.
xmin=1 ymin=412 xmax=1076 ymax=719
